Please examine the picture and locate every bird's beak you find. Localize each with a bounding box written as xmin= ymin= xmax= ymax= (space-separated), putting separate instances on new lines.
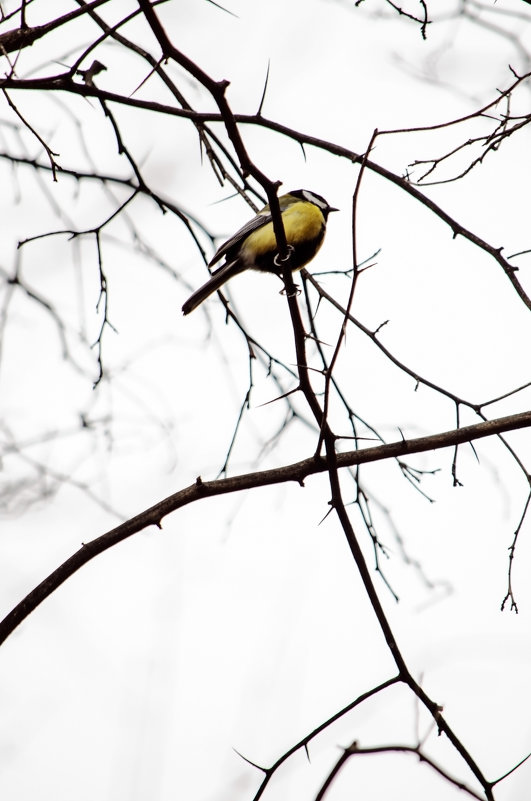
xmin=328 ymin=207 xmax=339 ymax=213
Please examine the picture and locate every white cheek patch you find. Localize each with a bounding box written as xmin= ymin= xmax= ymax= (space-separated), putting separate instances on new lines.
xmin=301 ymin=189 xmax=327 ymax=209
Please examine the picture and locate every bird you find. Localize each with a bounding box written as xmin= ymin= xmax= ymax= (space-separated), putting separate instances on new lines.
xmin=181 ymin=189 xmax=338 ymax=315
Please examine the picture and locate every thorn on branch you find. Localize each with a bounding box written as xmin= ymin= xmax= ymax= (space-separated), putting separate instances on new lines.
xmin=373 ymin=319 xmax=389 ymax=335
xmin=231 ymin=747 xmax=265 ymax=771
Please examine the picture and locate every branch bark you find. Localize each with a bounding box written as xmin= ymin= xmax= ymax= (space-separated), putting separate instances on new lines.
xmin=0 ymin=409 xmax=529 ymax=647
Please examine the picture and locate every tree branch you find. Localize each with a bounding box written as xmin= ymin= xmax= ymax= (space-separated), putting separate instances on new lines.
xmin=0 ymin=409 xmax=529 ymax=647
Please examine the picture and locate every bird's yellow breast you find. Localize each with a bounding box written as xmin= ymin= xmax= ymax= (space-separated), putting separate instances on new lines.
xmin=241 ymin=201 xmax=325 ymax=263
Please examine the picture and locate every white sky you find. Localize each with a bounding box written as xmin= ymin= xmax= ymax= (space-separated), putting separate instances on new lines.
xmin=1 ymin=1 xmax=531 ymax=800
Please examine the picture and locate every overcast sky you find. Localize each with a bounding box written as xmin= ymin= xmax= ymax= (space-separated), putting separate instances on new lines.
xmin=1 ymin=1 xmax=531 ymax=800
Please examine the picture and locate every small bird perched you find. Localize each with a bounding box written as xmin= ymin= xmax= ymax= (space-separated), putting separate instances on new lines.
xmin=182 ymin=189 xmax=337 ymax=315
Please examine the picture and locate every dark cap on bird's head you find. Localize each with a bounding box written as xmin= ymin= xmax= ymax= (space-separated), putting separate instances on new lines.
xmin=288 ymin=189 xmax=339 ymax=216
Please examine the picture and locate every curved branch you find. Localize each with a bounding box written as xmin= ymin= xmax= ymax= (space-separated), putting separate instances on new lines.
xmin=2 ymin=73 xmax=528 ymax=308
xmin=0 ymin=0 xmax=111 ymax=54
xmin=0 ymin=409 xmax=529 ymax=647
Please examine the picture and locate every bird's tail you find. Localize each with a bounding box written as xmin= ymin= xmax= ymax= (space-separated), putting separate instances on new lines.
xmin=182 ymin=260 xmax=241 ymax=315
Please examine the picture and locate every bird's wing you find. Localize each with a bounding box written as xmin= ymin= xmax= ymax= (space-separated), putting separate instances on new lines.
xmin=209 ymin=210 xmax=273 ymax=268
